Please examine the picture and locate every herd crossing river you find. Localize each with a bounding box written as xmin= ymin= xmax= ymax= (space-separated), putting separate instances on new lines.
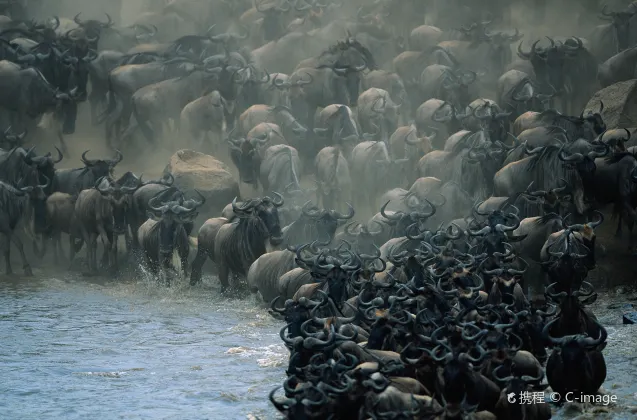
xmin=1 ymin=272 xmax=637 ymax=419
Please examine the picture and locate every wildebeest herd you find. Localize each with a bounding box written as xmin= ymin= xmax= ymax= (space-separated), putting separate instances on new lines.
xmin=3 ymin=0 xmax=637 ymax=418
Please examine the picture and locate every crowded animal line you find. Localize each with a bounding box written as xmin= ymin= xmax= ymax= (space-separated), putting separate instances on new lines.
xmin=3 ymin=0 xmax=637 ymax=419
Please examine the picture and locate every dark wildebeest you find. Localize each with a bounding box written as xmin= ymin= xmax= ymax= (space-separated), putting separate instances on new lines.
xmin=139 ymin=188 xmax=205 ymax=285
xmin=214 ymin=195 xmax=284 ymax=291
xmin=516 ymin=37 xmax=598 ymax=114
xmin=128 ymin=173 xmax=176 ymax=249
xmin=42 ymin=192 xmax=83 ymax=265
xmin=0 ymin=144 xmax=62 ymax=194
xmin=0 ymin=61 xmax=79 ymax=149
xmin=589 ymin=6 xmax=636 ymax=62
xmin=590 ymin=152 xmax=637 ymax=249
xmin=0 ymin=177 xmax=50 ymax=275
xmin=52 ymin=150 xmax=123 ymax=195
xmin=282 ymin=201 xmax=355 ymax=247
xmin=74 ymin=176 xmax=140 ymax=275
xmin=543 ymin=316 xmax=607 ymax=397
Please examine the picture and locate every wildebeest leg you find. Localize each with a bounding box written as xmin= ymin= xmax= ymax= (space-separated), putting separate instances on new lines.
xmin=218 ymin=264 xmax=230 ymax=292
xmin=88 ymin=88 xmax=102 ymax=126
xmin=1 ymin=233 xmax=11 ymax=274
xmin=134 ymin=106 xmax=155 ymax=144
xmin=179 ymin=246 xmax=188 ymax=279
xmin=124 ymin=229 xmax=133 ymax=254
xmin=9 ymin=232 xmax=33 ymax=276
xmin=86 ymin=232 xmax=97 ymax=274
xmin=616 ymin=215 xmax=623 ymax=237
xmin=189 ymin=246 xmax=208 ymax=285
xmin=109 ymin=232 xmax=118 ymax=275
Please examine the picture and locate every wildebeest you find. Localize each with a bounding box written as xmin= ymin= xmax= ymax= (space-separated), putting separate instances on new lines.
xmin=350 ymin=140 xmax=410 ymax=213
xmin=214 ymin=195 xmax=284 ymax=291
xmin=180 ymin=90 xmax=227 ymax=150
xmin=41 ymin=192 xmax=83 ymax=265
xmin=74 ymin=176 xmax=140 ymax=275
xmin=543 ymin=316 xmax=607 ymax=397
xmin=493 ymin=141 xmax=609 ymax=215
xmin=314 ymin=146 xmax=352 ymax=212
xmin=52 ymin=150 xmax=123 ymax=195
xmin=237 ymin=104 xmax=308 ymax=154
xmin=189 ymin=216 xmax=230 ymax=285
xmin=589 ymin=6 xmax=637 ymax=62
xmin=139 ymin=188 xmax=204 ymax=284
xmin=357 ymin=87 xmax=401 ymax=142
xmin=0 ymin=61 xmax=79 ymax=149
xmin=283 ymin=201 xmax=354 ymax=247
xmin=0 ymin=177 xmax=50 ymax=275
xmin=512 ymin=105 xmax=606 ymax=141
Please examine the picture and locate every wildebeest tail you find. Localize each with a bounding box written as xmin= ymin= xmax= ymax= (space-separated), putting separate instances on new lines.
xmin=97 ymin=77 xmax=120 ymax=125
xmin=133 ymin=101 xmax=155 ymax=143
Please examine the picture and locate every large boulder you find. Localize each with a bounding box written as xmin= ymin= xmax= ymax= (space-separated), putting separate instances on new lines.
xmin=164 ymin=150 xmax=240 ymax=221
xmin=583 ymin=80 xmax=637 ymax=129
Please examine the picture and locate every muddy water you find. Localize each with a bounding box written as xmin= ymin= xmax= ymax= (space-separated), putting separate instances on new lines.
xmin=1 ymin=270 xmax=637 ymax=419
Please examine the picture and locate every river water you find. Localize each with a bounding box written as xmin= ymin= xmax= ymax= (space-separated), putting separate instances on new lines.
xmin=2 ymin=270 xmax=637 ymax=419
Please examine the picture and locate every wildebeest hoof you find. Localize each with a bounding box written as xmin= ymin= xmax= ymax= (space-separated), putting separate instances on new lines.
xmin=23 ymin=265 xmax=33 ymax=276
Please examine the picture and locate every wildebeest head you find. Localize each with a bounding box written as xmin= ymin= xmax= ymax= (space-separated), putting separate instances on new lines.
xmin=543 ymin=315 xmax=607 ymax=391
xmin=300 ymin=201 xmax=355 ymax=242
xmin=270 ymin=105 xmax=308 ymax=143
xmin=577 ymin=101 xmax=606 ymax=138
xmin=325 ymin=62 xmax=366 ymax=107
xmin=15 ymin=174 xmax=51 ymax=202
xmin=232 ymin=194 xmax=285 ymax=245
xmin=517 ymin=37 xmax=584 ymax=96
xmin=522 ymin=179 xmax=572 ymax=216
xmin=148 ymin=188 xmax=205 ymax=256
xmin=561 ymin=211 xmax=604 ymax=270
xmin=599 ymin=6 xmax=636 ymax=51
xmin=228 ymin=133 xmax=266 ymax=185
xmin=371 ymin=93 xmax=401 ymax=136
xmin=469 ymin=205 xmax=521 ymax=255
xmin=57 ymin=46 xmax=97 ymax=103
xmin=73 ymin=13 xmax=113 ymax=45
xmin=256 ymin=0 xmax=290 ymax=41
xmin=380 ymin=198 xmax=438 ymax=238
xmin=81 ymin=149 xmax=123 ymax=180
xmin=237 ymin=66 xmax=271 ymax=107
xmin=472 ymin=103 xmax=512 ymax=142
xmin=441 ymin=69 xmax=476 ymax=109
xmin=558 ymin=140 xmax=609 ymax=187
xmin=96 ymin=176 xmax=142 ymax=234
xmin=482 ymin=29 xmax=524 ymax=75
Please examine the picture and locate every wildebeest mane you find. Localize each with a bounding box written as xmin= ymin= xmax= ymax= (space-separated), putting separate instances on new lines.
xmin=0 ymin=147 xmax=37 ymax=186
xmin=533 ymin=212 xmax=563 ymax=227
xmin=268 ymin=147 xmax=299 ymax=191
xmin=537 ymin=110 xmax=580 ymax=132
xmin=0 ymin=181 xmax=29 ymax=228
xmin=143 ymin=219 xmax=189 ymax=264
xmin=220 ymin=213 xmax=271 ymax=275
xmin=526 ymin=145 xmax=580 ymax=192
xmin=448 ymin=131 xmax=476 ymax=158
xmin=604 ymin=151 xmax=637 ymax=164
